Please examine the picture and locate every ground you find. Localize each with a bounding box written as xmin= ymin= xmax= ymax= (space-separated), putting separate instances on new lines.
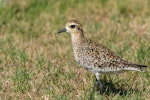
xmin=0 ymin=0 xmax=150 ymax=99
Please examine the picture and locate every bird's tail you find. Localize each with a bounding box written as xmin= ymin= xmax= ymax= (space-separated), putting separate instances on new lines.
xmin=123 ymin=63 xmax=147 ymax=72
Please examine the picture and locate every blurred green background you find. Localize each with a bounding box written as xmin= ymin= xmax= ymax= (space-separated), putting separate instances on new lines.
xmin=0 ymin=0 xmax=150 ymax=99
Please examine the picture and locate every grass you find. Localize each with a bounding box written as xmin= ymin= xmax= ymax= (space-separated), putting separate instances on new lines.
xmin=0 ymin=0 xmax=150 ymax=99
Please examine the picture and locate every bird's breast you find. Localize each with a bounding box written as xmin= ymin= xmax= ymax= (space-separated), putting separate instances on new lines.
xmin=73 ymin=47 xmax=95 ymax=70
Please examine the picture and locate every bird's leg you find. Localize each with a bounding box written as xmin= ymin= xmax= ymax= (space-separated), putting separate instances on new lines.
xmin=93 ymin=78 xmax=99 ymax=90
xmin=95 ymin=73 xmax=105 ymax=94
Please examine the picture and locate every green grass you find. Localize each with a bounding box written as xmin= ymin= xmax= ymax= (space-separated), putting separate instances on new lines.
xmin=0 ymin=0 xmax=150 ymax=99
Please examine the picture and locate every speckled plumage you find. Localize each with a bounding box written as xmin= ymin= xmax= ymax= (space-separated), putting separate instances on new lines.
xmin=58 ymin=20 xmax=147 ymax=93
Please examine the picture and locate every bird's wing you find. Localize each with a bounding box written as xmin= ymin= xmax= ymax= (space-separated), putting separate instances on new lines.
xmin=80 ymin=39 xmax=147 ymax=72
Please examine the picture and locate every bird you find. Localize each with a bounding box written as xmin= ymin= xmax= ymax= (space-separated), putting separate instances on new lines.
xmin=57 ymin=20 xmax=147 ymax=94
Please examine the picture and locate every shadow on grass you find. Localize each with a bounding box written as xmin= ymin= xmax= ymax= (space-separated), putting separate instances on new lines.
xmin=102 ymin=79 xmax=133 ymax=96
xmin=89 ymin=79 xmax=134 ymax=100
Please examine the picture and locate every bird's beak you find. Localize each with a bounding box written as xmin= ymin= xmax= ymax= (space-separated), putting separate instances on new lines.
xmin=58 ymin=28 xmax=67 ymax=33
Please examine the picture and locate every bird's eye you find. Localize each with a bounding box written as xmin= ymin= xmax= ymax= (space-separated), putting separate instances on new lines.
xmin=70 ymin=25 xmax=75 ymax=28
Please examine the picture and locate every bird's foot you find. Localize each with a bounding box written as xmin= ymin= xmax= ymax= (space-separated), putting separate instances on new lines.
xmin=94 ymin=79 xmax=106 ymax=94
xmin=99 ymin=85 xmax=106 ymax=94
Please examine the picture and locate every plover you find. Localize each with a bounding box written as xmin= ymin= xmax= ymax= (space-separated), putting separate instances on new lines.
xmin=58 ymin=20 xmax=147 ymax=93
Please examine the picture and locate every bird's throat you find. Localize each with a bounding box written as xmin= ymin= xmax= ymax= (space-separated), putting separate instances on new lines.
xmin=71 ymin=32 xmax=85 ymax=48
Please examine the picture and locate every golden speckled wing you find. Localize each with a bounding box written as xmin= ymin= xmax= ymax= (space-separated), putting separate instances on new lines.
xmin=74 ymin=38 xmax=146 ymax=73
